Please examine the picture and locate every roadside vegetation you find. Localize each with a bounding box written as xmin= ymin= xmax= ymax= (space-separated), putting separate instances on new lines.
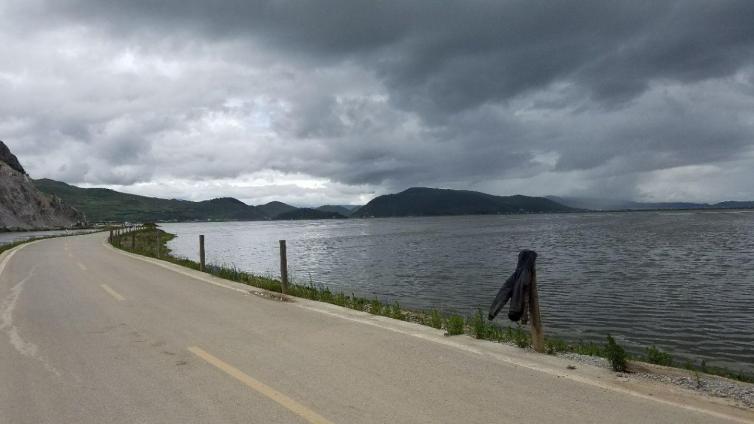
xmin=111 ymin=227 xmax=754 ymax=384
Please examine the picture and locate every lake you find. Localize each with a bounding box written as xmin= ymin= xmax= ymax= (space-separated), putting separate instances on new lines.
xmin=162 ymin=211 xmax=754 ymax=372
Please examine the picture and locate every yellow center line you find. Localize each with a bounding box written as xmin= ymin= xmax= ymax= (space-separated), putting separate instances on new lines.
xmin=188 ymin=346 xmax=335 ymax=424
xmin=100 ymin=284 xmax=125 ymax=301
xmin=77 ymin=262 xmax=87 ymax=271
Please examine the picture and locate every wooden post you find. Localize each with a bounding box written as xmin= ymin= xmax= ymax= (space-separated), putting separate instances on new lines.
xmin=155 ymin=229 xmax=161 ymax=259
xmin=109 ymin=229 xmax=113 ymax=243
xmin=199 ymin=235 xmax=206 ymax=272
xmin=529 ymin=267 xmax=545 ymax=353
xmin=131 ymin=231 xmax=136 ymax=250
xmin=279 ymin=240 xmax=288 ymax=294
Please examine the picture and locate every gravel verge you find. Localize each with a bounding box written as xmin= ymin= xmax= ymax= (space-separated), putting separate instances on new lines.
xmin=556 ymin=352 xmax=754 ymax=410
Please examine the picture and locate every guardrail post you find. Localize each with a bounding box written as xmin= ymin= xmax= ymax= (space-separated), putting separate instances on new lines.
xmin=199 ymin=235 xmax=206 ymax=272
xmin=279 ymin=240 xmax=288 ymax=294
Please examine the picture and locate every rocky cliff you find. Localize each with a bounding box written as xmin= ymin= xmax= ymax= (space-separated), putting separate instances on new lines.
xmin=0 ymin=141 xmax=85 ymax=230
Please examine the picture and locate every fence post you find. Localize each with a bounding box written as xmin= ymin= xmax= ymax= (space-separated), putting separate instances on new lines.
xmin=131 ymin=231 xmax=136 ymax=250
xmin=279 ymin=240 xmax=288 ymax=294
xmin=199 ymin=235 xmax=206 ymax=272
xmin=155 ymin=229 xmax=161 ymax=259
xmin=529 ymin=267 xmax=545 ymax=353
xmin=109 ymin=229 xmax=113 ymax=243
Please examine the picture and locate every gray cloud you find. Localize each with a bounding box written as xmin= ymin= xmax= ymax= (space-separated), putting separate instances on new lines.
xmin=1 ymin=0 xmax=754 ymax=203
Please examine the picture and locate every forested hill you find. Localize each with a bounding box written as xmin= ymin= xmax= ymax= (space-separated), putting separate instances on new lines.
xmin=33 ymin=179 xmax=267 ymax=223
xmin=351 ymin=187 xmax=578 ymax=218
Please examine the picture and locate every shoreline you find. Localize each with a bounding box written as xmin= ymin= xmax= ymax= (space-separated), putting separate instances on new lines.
xmin=110 ymin=227 xmax=753 ymax=396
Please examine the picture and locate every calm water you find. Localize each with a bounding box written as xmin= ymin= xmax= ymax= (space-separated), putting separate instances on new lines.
xmin=162 ymin=212 xmax=754 ymax=371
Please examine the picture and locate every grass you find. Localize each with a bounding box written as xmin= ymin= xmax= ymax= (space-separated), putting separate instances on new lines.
xmin=445 ymin=315 xmax=465 ymax=336
xmin=110 ymin=228 xmax=754 ymax=384
xmin=646 ymin=345 xmax=673 ymax=367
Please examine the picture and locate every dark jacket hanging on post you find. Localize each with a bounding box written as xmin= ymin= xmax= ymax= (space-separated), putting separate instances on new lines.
xmin=488 ymin=250 xmax=537 ymax=322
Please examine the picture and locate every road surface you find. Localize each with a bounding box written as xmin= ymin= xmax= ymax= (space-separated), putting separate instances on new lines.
xmin=0 ymin=233 xmax=752 ymax=423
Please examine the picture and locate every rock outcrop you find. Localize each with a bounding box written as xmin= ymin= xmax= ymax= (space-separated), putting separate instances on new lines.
xmin=0 ymin=141 xmax=26 ymax=175
xmin=0 ymin=141 xmax=85 ymax=230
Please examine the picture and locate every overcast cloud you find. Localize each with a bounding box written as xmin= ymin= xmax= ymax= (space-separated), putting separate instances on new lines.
xmin=1 ymin=0 xmax=753 ymax=205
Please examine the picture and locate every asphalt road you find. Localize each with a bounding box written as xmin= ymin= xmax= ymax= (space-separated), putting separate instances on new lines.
xmin=0 ymin=233 xmax=752 ymax=423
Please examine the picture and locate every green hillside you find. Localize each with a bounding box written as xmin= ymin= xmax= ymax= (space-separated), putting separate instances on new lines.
xmin=33 ymin=179 xmax=266 ymax=223
xmin=257 ymin=201 xmax=297 ymax=219
xmin=351 ymin=187 xmax=577 ymax=218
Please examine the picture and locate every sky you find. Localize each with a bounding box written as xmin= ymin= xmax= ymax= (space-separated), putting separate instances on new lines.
xmin=1 ymin=0 xmax=754 ymax=206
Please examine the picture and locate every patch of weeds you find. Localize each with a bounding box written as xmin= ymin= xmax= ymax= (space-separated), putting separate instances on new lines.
xmin=370 ymin=298 xmax=383 ymax=315
xmin=470 ymin=310 xmax=488 ymax=339
xmin=389 ymin=301 xmax=404 ymax=320
xmin=428 ymin=309 xmax=444 ymax=329
xmin=333 ymin=292 xmax=347 ymax=307
xmin=351 ymin=294 xmax=366 ymax=311
xmin=512 ymin=325 xmax=530 ymax=348
xmin=605 ymin=335 xmax=628 ymax=372
xmin=646 ymin=345 xmax=673 ymax=366
xmin=445 ymin=315 xmax=465 ymax=336
xmin=544 ymin=338 xmax=569 ymax=355
xmin=572 ymin=341 xmax=603 ymax=357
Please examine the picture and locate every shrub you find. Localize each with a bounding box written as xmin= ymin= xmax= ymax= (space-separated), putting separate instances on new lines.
xmin=605 ymin=335 xmax=628 ymax=372
xmin=646 ymin=345 xmax=673 ymax=366
xmin=445 ymin=315 xmax=465 ymax=336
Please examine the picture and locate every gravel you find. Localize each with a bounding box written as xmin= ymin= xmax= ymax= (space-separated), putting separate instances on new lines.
xmin=557 ymin=352 xmax=754 ymax=410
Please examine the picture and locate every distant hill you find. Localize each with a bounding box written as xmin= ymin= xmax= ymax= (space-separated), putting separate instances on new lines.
xmin=275 ymin=208 xmax=346 ymax=220
xmin=715 ymin=201 xmax=754 ymax=209
xmin=352 ymin=187 xmax=577 ymax=218
xmin=0 ymin=142 xmax=84 ymax=230
xmin=257 ymin=201 xmax=298 ymax=219
xmin=548 ymin=196 xmax=754 ymax=211
xmin=33 ymin=179 xmax=266 ymax=223
xmin=316 ymin=205 xmax=355 ymax=217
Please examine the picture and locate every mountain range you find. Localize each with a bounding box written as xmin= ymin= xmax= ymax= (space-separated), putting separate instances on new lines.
xmin=33 ymin=179 xmax=359 ymax=222
xmin=547 ymin=196 xmax=754 ymax=211
xmin=32 ymin=179 xmax=584 ymax=222
xmin=31 ymin=178 xmax=754 ymax=224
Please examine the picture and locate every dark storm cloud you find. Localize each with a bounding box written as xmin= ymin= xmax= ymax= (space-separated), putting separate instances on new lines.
xmin=42 ymin=1 xmax=754 ymax=110
xmin=2 ymin=0 xmax=754 ymax=202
